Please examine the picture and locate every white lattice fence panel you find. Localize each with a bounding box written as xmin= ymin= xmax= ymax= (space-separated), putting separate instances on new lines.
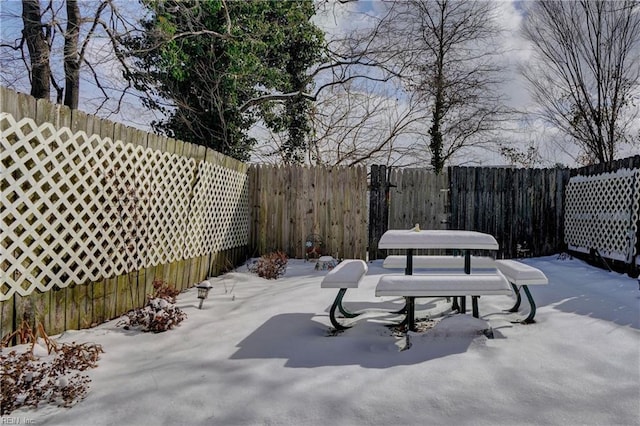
xmin=142 ymin=148 xmax=196 ymax=267
xmin=98 ymin=139 xmax=151 ymax=275
xmin=2 ymin=117 xmax=115 ymax=298
xmin=564 ymin=168 xmax=640 ymax=262
xmin=186 ymin=161 xmax=249 ymax=258
xmin=2 ymin=112 xmax=249 ymax=301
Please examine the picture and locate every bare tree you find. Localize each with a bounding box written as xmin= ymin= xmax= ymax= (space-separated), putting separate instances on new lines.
xmin=378 ymin=0 xmax=512 ymax=173
xmin=254 ymin=0 xmax=510 ymax=169
xmin=309 ymin=83 xmax=432 ymax=167
xmin=2 ymin=0 xmax=137 ymax=112
xmin=63 ymin=0 xmax=80 ymax=109
xmin=247 ymin=1 xmax=418 ymax=166
xmin=20 ymin=0 xmax=51 ymax=100
xmin=249 ymin=1 xmax=426 ymax=167
xmin=251 ymin=80 xmax=432 ymax=167
xmin=522 ymin=0 xmax=640 ymax=164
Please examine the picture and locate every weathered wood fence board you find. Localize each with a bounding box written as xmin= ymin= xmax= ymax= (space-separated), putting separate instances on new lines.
xmin=368 ymin=165 xmax=390 ymax=260
xmin=248 ymin=165 xmax=368 ymax=260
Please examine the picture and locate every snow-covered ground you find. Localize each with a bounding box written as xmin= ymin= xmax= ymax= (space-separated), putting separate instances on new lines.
xmin=7 ymin=255 xmax=640 ymax=426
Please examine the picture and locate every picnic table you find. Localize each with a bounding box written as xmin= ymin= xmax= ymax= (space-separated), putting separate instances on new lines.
xmin=376 ymin=229 xmax=512 ymax=331
xmin=321 ymin=229 xmax=547 ymax=331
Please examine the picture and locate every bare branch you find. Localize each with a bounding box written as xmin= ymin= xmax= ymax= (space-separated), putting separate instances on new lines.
xmin=239 ymin=91 xmax=316 ymax=112
xmin=522 ymin=0 xmax=640 ymax=164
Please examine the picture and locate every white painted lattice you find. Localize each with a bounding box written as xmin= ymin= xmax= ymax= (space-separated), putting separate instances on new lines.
xmin=1 ymin=113 xmax=249 ymax=300
xmin=186 ymin=161 xmax=249 ymax=258
xmin=564 ymin=168 xmax=640 ymax=263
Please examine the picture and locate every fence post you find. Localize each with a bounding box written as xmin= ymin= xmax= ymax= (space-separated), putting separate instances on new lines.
xmin=368 ymin=165 xmax=390 ymax=260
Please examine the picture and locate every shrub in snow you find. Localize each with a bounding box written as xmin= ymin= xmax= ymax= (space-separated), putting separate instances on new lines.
xmin=0 ymin=314 xmax=103 ymax=415
xmin=247 ymin=251 xmax=288 ymax=279
xmin=118 ymin=281 xmax=186 ymax=333
xmin=150 ymin=279 xmax=181 ymax=303
xmin=0 ymin=341 xmax=103 ymax=415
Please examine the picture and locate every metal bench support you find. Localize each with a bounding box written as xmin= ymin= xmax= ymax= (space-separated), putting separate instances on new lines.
xmin=521 ymin=285 xmax=537 ymax=324
xmin=508 ymin=283 xmax=522 ymax=312
xmin=328 ymin=288 xmax=361 ymax=330
xmin=508 ymin=284 xmax=537 ymax=324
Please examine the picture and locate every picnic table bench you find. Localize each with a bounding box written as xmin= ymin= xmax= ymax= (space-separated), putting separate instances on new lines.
xmin=320 ymin=259 xmax=368 ymax=330
xmin=377 ymin=258 xmax=549 ymax=326
xmin=375 ymin=272 xmax=513 ymax=331
xmin=495 ymin=259 xmax=548 ymax=323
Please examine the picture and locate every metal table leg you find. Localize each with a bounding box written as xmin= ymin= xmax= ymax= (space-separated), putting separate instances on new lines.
xmin=471 ymin=296 xmax=479 ymax=318
xmin=452 ymin=297 xmax=460 ymax=312
xmin=459 ymin=250 xmax=470 ymax=314
xmin=406 ymin=296 xmax=416 ymax=331
xmin=508 ymin=285 xmax=538 ymax=324
xmin=336 ymin=291 xmax=360 ymax=319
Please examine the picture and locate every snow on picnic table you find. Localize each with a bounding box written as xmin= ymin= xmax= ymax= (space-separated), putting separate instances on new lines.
xmin=9 ymin=256 xmax=640 ymax=426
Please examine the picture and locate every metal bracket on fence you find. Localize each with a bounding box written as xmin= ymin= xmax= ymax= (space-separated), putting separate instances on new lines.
xmin=592 ymin=248 xmax=612 ymax=272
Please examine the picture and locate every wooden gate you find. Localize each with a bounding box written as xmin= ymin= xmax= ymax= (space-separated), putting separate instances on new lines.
xmin=368 ymin=166 xmax=449 ymax=259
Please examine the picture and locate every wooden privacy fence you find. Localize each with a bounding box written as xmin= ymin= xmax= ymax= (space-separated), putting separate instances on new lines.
xmin=449 ymin=166 xmax=571 ymax=259
xmin=248 ymin=164 xmax=368 ymax=260
xmin=388 ymin=167 xmax=450 ymax=230
xmin=369 ymin=165 xmax=572 ymax=260
xmin=1 ymin=87 xmax=249 ymax=339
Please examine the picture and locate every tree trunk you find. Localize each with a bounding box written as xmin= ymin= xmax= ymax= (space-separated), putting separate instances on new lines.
xmin=21 ymin=0 xmax=50 ymax=100
xmin=429 ymin=3 xmax=447 ymax=175
xmin=63 ymin=0 xmax=81 ymax=109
